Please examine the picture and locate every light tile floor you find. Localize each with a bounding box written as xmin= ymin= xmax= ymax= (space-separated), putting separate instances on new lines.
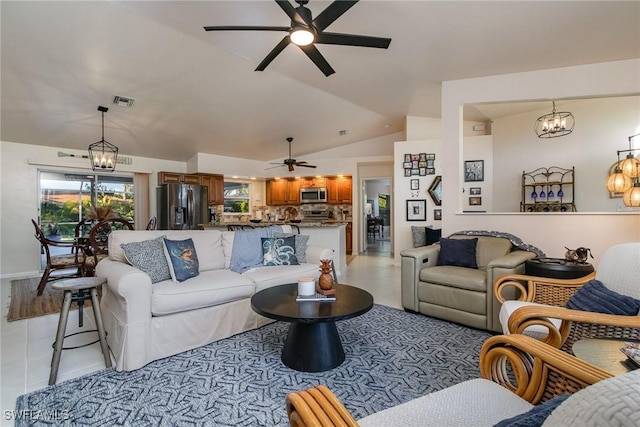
xmin=0 ymin=248 xmax=400 ymax=426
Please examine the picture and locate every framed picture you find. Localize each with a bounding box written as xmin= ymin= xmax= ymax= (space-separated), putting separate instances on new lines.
xmin=426 ymin=168 xmax=435 ymax=175
xmin=464 ymin=160 xmax=484 ymax=182
xmin=403 ymin=162 xmax=412 ymax=169
xmin=404 ymin=153 xmax=411 ymax=163
xmin=428 ymin=175 xmax=442 ymax=206
xmin=434 ymin=209 xmax=442 ymax=220
xmin=412 ymin=160 xmax=419 ymax=168
xmin=426 ymin=159 xmax=435 ymax=168
xmin=406 ymin=199 xmax=427 ymax=221
xmin=419 ymin=153 xmax=427 ymax=161
xmin=411 ymin=154 xmax=420 ymax=161
xmin=411 ymin=168 xmax=420 ymax=175
xmin=404 ymin=168 xmax=411 ymax=177
xmin=418 ymin=161 xmax=427 ymax=168
xmin=410 ymin=179 xmax=419 ymax=190
xmin=469 ymin=196 xmax=482 ymax=206
xmin=419 ymin=167 xmax=427 ymax=176
xmin=426 ymin=153 xmax=435 ymax=160
xmin=470 ymin=187 xmax=481 ymax=195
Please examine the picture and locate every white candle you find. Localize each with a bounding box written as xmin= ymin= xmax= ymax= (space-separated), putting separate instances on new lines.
xmin=297 ymin=277 xmax=315 ymax=296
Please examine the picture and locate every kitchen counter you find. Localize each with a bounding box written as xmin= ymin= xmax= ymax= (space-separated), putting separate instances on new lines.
xmin=202 ymin=221 xmax=350 ymax=228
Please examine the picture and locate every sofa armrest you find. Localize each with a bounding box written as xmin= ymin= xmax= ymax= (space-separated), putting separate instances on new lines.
xmin=487 ymin=250 xmax=536 ymax=270
xmin=305 ymin=245 xmax=334 ymax=265
xmin=400 ymin=245 xmax=440 ymax=311
xmin=95 ymin=258 xmax=153 ymax=323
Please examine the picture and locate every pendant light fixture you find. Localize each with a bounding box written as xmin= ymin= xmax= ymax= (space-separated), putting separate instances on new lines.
xmin=605 ymin=133 xmax=640 ymax=207
xmin=534 ymin=100 xmax=575 ymax=138
xmin=88 ymin=106 xmax=118 ymax=172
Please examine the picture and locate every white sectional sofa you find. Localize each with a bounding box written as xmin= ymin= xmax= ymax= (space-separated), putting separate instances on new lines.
xmin=96 ymin=228 xmax=333 ymax=371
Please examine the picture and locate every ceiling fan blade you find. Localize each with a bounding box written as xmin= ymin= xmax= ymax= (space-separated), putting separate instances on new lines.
xmin=299 ymin=44 xmax=335 ymax=76
xmin=204 ymin=26 xmax=290 ymax=32
xmin=265 ymin=164 xmax=286 ymax=170
xmin=256 ymin=36 xmax=291 ymax=71
xmin=275 ymin=0 xmax=307 ymax=25
xmin=296 ymin=163 xmax=317 ymax=168
xmin=288 ymin=164 xmax=295 ymax=172
xmin=312 ymin=0 xmax=358 ymax=32
xmin=315 ymin=32 xmax=391 ymax=49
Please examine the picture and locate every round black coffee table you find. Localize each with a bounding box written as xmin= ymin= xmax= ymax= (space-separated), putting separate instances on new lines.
xmin=525 ymin=257 xmax=594 ymax=279
xmin=250 ymin=283 xmax=373 ymax=372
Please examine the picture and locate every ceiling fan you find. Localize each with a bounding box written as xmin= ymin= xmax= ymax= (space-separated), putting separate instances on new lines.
xmin=204 ymin=0 xmax=391 ymax=76
xmin=267 ymin=137 xmax=317 ymax=171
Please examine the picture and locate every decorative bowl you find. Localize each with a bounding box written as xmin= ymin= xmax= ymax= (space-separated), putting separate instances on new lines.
xmin=249 ymin=219 xmax=262 ymax=223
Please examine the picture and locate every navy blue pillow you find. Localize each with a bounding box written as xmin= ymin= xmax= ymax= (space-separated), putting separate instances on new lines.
xmin=437 ymin=237 xmax=478 ymax=268
xmin=494 ymin=394 xmax=570 ymax=427
xmin=566 ymin=279 xmax=640 ymax=315
xmin=425 ymin=227 xmax=442 ymax=246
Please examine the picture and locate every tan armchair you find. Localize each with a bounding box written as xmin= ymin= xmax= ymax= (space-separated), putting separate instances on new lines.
xmin=494 ymin=242 xmax=640 ymax=352
xmin=401 ymin=235 xmax=536 ymax=332
xmin=286 ymin=334 xmax=613 ymax=427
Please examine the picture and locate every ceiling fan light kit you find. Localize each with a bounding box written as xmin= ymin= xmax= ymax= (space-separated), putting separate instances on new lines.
xmin=204 ymin=0 xmax=391 ymax=76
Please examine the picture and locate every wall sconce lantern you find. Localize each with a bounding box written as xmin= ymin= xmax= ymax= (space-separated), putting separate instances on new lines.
xmin=88 ymin=106 xmax=118 ymax=172
xmin=606 ymin=133 xmax=640 ymax=207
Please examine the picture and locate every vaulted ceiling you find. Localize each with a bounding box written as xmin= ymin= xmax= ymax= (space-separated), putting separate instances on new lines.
xmin=2 ymin=1 xmax=639 ymax=164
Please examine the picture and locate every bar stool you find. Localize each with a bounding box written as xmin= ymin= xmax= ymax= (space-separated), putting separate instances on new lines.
xmin=49 ymin=277 xmax=112 ymax=385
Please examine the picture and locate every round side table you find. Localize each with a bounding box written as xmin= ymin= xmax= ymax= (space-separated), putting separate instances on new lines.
xmin=49 ymin=277 xmax=112 ymax=385
xmin=525 ymin=257 xmax=594 ymax=280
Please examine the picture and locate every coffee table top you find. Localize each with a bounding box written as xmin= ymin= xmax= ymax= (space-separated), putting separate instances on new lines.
xmin=251 ymin=283 xmax=373 ymax=323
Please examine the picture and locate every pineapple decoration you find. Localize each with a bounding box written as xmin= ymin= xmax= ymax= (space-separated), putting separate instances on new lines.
xmin=317 ymin=259 xmax=336 ymax=296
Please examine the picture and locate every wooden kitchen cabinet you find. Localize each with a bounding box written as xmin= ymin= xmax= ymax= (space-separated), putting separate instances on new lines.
xmin=300 ymin=177 xmax=327 ymax=188
xmin=199 ymin=174 xmax=224 ymax=205
xmin=345 ymin=221 xmax=352 ymax=254
xmin=266 ymin=179 xmax=300 ymax=205
xmin=327 ymin=176 xmax=352 ymax=204
xmin=157 ymin=171 xmax=224 ymax=206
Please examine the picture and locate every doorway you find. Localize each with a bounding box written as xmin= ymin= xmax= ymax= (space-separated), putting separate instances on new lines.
xmin=362 ymin=178 xmax=391 ymax=256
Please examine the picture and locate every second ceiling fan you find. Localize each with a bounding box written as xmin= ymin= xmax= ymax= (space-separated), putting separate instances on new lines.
xmin=204 ymin=0 xmax=391 ymax=76
xmin=268 ymin=138 xmax=317 ymax=172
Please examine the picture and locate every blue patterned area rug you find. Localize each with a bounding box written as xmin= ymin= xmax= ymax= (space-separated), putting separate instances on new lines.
xmin=16 ymin=305 xmax=491 ymax=426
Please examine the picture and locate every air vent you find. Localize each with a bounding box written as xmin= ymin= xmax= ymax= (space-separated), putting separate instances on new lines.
xmin=113 ymin=95 xmax=135 ymax=108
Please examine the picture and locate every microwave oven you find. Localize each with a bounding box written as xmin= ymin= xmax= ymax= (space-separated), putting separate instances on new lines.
xmin=300 ymin=187 xmax=328 ymax=204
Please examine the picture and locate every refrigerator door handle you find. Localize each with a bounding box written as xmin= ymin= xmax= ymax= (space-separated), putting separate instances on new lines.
xmin=187 ymin=187 xmax=194 ymax=229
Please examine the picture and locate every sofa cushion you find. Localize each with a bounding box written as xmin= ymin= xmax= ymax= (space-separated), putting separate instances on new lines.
xmin=411 ymin=226 xmax=427 ymax=247
xmin=499 ymin=300 xmax=562 ymax=339
xmin=495 ymin=394 xmax=570 ymax=427
xmin=420 ymin=265 xmax=487 ymax=292
xmin=542 ymin=369 xmax=640 ymax=426
xmin=262 ymin=236 xmax=298 ymax=266
xmin=151 ymin=270 xmax=255 ymax=316
xmin=244 ymin=263 xmax=320 ymax=292
xmin=108 ymin=230 xmax=225 ymax=271
xmin=438 ymin=237 xmax=478 ymax=268
xmin=565 ymin=279 xmax=640 ymax=315
xmin=451 ymin=236 xmax=513 ymax=269
xmin=120 ymin=236 xmax=171 ymax=284
xmin=230 ymin=227 xmax=282 ymax=273
xmin=163 ymin=238 xmax=199 ymax=282
xmin=358 ymin=378 xmax=533 ymax=427
xmin=274 ymin=232 xmax=310 ymax=263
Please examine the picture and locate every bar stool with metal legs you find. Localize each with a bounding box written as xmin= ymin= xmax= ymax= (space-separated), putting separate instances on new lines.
xmin=49 ymin=277 xmax=112 ymax=385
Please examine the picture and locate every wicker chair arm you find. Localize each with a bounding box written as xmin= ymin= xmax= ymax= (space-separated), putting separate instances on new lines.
xmin=493 ymin=272 xmax=595 ymax=304
xmin=480 ymin=334 xmax=612 ymax=404
xmin=508 ymin=305 xmax=640 ymax=348
xmin=286 ymin=385 xmax=359 ymax=427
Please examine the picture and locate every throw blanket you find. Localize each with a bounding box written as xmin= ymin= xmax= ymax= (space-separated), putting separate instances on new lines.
xmin=450 ymin=230 xmax=546 ymax=257
xmin=230 ymin=226 xmax=282 ymax=273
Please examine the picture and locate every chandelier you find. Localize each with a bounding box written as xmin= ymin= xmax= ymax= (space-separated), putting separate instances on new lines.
xmin=534 ymin=101 xmax=575 ymax=138
xmin=605 ymin=133 xmax=640 ymax=207
xmin=88 ymin=106 xmax=118 ymax=172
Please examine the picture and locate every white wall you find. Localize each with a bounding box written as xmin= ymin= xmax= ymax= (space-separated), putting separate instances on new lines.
xmin=0 ymin=141 xmax=185 ymax=278
xmin=393 ymin=139 xmax=443 ymax=265
xmin=441 ymin=59 xmax=640 ymax=265
xmin=489 ymin=96 xmax=640 ymax=212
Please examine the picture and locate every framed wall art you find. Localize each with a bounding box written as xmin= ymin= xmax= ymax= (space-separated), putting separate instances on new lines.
xmin=406 ymin=199 xmax=427 ymax=221
xmin=410 ymin=179 xmax=419 ymax=190
xmin=469 ymin=196 xmax=482 ymax=206
xmin=434 ymin=209 xmax=442 ymax=220
xmin=470 ymin=187 xmax=481 ymax=195
xmin=464 ymin=160 xmax=484 ymax=182
xmin=428 ymin=175 xmax=442 ymax=206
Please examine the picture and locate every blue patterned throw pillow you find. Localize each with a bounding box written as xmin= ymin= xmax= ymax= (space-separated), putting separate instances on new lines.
xmin=274 ymin=232 xmax=310 ymax=263
xmin=163 ymin=238 xmax=200 ymax=282
xmin=262 ymin=236 xmax=299 ymax=266
xmin=121 ymin=236 xmax=171 ymax=284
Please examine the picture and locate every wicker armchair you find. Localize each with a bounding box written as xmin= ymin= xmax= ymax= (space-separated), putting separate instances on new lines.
xmin=286 ymin=334 xmax=612 ymax=427
xmin=494 ymin=242 xmax=640 ymax=352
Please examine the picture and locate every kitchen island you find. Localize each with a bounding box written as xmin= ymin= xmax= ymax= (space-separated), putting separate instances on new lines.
xmin=202 ymin=222 xmax=348 ymax=279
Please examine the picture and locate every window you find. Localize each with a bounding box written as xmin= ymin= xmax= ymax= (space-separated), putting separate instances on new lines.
xmin=39 ymin=170 xmax=134 ymax=241
xmin=223 ymin=181 xmax=250 ymax=214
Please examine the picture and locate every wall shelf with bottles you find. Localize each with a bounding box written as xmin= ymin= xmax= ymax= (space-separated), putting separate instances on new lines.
xmin=521 ymin=166 xmax=576 ymax=212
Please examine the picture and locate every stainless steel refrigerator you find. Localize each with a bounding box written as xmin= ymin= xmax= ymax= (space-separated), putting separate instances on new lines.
xmin=157 ymin=183 xmax=209 ymax=230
